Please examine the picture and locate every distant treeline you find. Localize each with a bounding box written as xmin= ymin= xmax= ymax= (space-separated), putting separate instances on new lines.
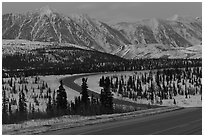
xmin=3 ymin=58 xmax=201 ymax=77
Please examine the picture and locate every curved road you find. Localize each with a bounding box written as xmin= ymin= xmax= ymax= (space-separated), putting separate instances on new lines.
xmin=61 ymin=73 xmax=159 ymax=108
xmin=57 ymin=73 xmax=202 ymax=135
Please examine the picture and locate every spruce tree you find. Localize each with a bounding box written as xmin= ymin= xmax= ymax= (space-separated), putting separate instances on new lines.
xmin=9 ymin=77 xmax=13 ymax=87
xmin=18 ymin=89 xmax=27 ymax=121
xmin=35 ymin=76 xmax=38 ymax=84
xmin=56 ymin=80 xmax=68 ymax=113
xmin=99 ymin=76 xmax=105 ymax=87
xmin=2 ymin=78 xmax=5 ymax=84
xmin=8 ymin=102 xmax=12 ymax=123
xmin=13 ymin=82 xmax=17 ymax=94
xmin=31 ymin=104 xmax=35 ymax=118
xmin=81 ymin=78 xmax=89 ymax=106
xmin=100 ymin=77 xmax=113 ymax=114
xmin=115 ymin=77 xmax=118 ymax=89
xmin=46 ymin=94 xmax=53 ymax=116
xmin=118 ymin=81 xmax=123 ymax=95
xmin=25 ymin=85 xmax=28 ymax=94
xmin=52 ymin=89 xmax=56 ymax=109
xmin=2 ymin=90 xmax=8 ymax=124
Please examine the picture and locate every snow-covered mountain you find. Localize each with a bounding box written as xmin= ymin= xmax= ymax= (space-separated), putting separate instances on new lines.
xmin=3 ymin=7 xmax=100 ymax=50
xmin=2 ymin=6 xmax=130 ymax=53
xmin=112 ymin=15 xmax=202 ymax=59
xmin=113 ymin=16 xmax=201 ymax=47
xmin=71 ymin=14 xmax=131 ymax=53
xmin=2 ymin=6 xmax=202 ymax=59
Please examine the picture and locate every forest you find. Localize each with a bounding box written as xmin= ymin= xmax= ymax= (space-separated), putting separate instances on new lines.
xmin=2 ymin=66 xmax=202 ymax=124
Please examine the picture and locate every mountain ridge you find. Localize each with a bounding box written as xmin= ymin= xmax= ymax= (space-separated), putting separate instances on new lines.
xmin=2 ymin=7 xmax=202 ymax=59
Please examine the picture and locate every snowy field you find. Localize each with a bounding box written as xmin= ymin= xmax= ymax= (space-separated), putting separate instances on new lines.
xmin=40 ymin=74 xmax=80 ymax=101
xmin=3 ymin=69 xmax=201 ymax=114
xmin=3 ymin=74 xmax=80 ymax=112
xmin=2 ymin=70 xmax=201 ymax=133
xmin=74 ymin=71 xmax=202 ymax=108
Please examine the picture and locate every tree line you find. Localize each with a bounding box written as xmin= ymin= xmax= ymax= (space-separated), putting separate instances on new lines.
xmin=3 ymin=58 xmax=201 ymax=77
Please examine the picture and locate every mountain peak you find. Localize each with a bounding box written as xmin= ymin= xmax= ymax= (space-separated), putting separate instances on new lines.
xmin=71 ymin=13 xmax=92 ymax=20
xmin=39 ymin=5 xmax=53 ymax=16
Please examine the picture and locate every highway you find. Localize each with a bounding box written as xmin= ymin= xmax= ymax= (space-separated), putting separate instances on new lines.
xmin=42 ymin=107 xmax=202 ymax=135
xmin=61 ymin=73 xmax=159 ymax=108
xmin=51 ymin=73 xmax=202 ymax=135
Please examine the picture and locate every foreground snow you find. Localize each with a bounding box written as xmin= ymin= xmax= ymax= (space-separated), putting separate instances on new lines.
xmin=162 ymin=95 xmax=202 ymax=107
xmin=3 ymin=74 xmax=80 ymax=112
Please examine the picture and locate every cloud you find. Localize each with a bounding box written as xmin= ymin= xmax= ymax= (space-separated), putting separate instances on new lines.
xmin=108 ymin=2 xmax=142 ymax=10
xmin=77 ymin=3 xmax=96 ymax=10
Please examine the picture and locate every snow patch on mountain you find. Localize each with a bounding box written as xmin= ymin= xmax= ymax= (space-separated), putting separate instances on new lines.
xmin=39 ymin=6 xmax=53 ymax=16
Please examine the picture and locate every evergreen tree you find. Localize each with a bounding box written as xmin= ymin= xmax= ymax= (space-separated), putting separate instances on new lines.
xmin=42 ymin=81 xmax=45 ymax=89
xmin=9 ymin=77 xmax=13 ymax=87
xmin=185 ymin=83 xmax=188 ymax=98
xmin=56 ymin=80 xmax=68 ymax=113
xmin=100 ymin=77 xmax=113 ymax=114
xmin=31 ymin=104 xmax=35 ymax=118
xmin=8 ymin=102 xmax=12 ymax=123
xmin=46 ymin=83 xmax=48 ymax=88
xmin=18 ymin=90 xmax=27 ymax=113
xmin=118 ymin=81 xmax=123 ymax=95
xmin=2 ymin=90 xmax=8 ymax=124
xmin=156 ymin=70 xmax=160 ymax=86
xmin=91 ymin=94 xmax=96 ymax=105
xmin=149 ymin=82 xmax=154 ymax=102
xmin=115 ymin=77 xmax=118 ymax=89
xmin=99 ymin=76 xmax=105 ymax=87
xmin=35 ymin=76 xmax=38 ymax=84
xmin=127 ymin=76 xmax=133 ymax=89
xmin=25 ymin=85 xmax=28 ymax=94
xmin=18 ymin=89 xmax=27 ymax=121
xmin=173 ymin=98 xmax=176 ymax=105
xmin=13 ymin=82 xmax=17 ymax=94
xmin=110 ymin=77 xmax=114 ymax=89
xmin=137 ymin=79 xmax=143 ymax=97
xmin=81 ymin=78 xmax=89 ymax=106
xmin=52 ymin=90 xmax=56 ymax=108
xmin=46 ymin=94 xmax=53 ymax=116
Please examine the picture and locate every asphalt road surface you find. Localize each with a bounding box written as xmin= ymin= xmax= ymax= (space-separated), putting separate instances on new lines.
xmin=54 ymin=73 xmax=202 ymax=135
xmin=42 ymin=107 xmax=202 ymax=135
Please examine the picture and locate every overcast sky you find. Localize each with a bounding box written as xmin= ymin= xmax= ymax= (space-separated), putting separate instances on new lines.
xmin=2 ymin=2 xmax=202 ymax=24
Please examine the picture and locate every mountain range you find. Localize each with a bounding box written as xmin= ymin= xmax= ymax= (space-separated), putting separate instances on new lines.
xmin=2 ymin=6 xmax=202 ymax=59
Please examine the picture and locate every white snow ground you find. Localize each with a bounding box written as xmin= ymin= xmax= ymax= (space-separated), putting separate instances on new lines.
xmin=74 ymin=71 xmax=202 ymax=108
xmin=40 ymin=74 xmax=80 ymax=101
